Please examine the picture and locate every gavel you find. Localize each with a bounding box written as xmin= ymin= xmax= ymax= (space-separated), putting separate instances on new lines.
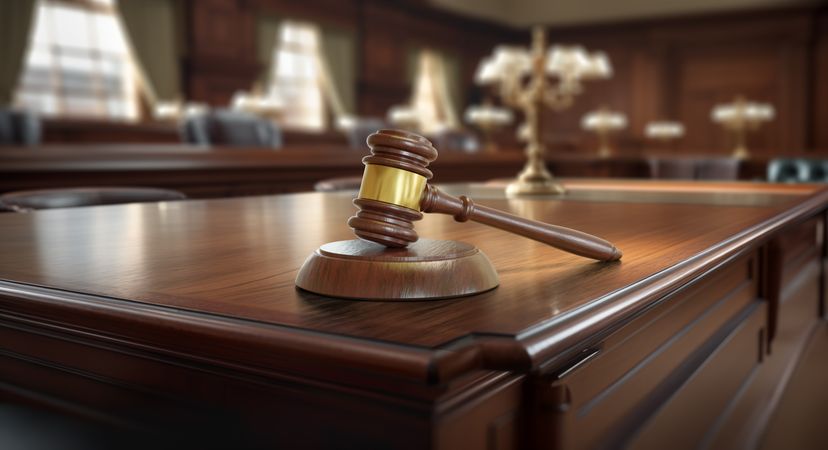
xmin=347 ymin=129 xmax=622 ymax=261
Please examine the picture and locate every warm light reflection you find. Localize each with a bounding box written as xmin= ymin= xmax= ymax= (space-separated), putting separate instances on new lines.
xmin=34 ymin=205 xmax=147 ymax=282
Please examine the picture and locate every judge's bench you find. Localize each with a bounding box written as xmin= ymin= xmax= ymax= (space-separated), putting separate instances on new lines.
xmin=0 ymin=179 xmax=825 ymax=449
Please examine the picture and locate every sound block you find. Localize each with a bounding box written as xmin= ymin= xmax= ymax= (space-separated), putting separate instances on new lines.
xmin=295 ymin=239 xmax=499 ymax=301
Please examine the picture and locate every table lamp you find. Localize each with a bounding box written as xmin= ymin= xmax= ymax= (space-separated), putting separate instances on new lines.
xmin=581 ymin=107 xmax=627 ymax=157
xmin=711 ymin=96 xmax=774 ymax=159
xmin=464 ymin=102 xmax=513 ymax=152
xmin=645 ymin=121 xmax=685 ymax=151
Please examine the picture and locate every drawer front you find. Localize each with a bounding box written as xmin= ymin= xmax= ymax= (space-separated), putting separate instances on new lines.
xmin=558 ymin=252 xmax=760 ymax=450
xmin=626 ymin=302 xmax=766 ymax=450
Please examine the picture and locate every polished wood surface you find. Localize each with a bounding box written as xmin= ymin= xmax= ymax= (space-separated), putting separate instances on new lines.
xmin=0 ymin=181 xmax=825 ymax=448
xmin=0 ymin=182 xmax=821 ymax=367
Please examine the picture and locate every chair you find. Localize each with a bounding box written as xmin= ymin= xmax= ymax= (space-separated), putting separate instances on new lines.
xmin=647 ymin=158 xmax=696 ymax=179
xmin=696 ymin=158 xmax=740 ymax=180
xmin=0 ymin=108 xmax=41 ymax=146
xmin=804 ymin=160 xmax=828 ymax=182
xmin=430 ymin=129 xmax=481 ymax=153
xmin=180 ymin=109 xmax=282 ymax=148
xmin=0 ymin=187 xmax=187 ymax=212
xmin=342 ymin=117 xmax=387 ymax=150
xmin=767 ymin=159 xmax=811 ymax=183
xmin=314 ymin=176 xmax=362 ymax=192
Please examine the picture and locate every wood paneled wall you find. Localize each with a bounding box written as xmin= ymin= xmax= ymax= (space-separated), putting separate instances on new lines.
xmin=177 ymin=1 xmax=825 ymax=156
xmin=541 ymin=7 xmax=827 ymax=155
xmin=182 ymin=0 xmax=519 ymax=119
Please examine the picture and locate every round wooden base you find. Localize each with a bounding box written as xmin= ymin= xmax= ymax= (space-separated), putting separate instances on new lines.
xmin=295 ymin=239 xmax=499 ymax=301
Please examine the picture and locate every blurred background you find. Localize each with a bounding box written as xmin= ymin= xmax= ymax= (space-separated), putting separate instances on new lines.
xmin=1 ymin=0 xmax=827 ymax=201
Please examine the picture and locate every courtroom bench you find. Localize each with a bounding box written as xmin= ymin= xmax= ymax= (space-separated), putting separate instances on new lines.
xmin=0 ymin=181 xmax=825 ymax=448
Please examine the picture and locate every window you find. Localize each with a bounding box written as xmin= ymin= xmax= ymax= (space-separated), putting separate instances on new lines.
xmin=267 ymin=22 xmax=326 ymax=131
xmin=14 ymin=0 xmax=139 ymax=120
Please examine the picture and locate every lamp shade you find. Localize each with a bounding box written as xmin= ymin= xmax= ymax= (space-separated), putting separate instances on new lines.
xmin=584 ymin=51 xmax=612 ymax=79
xmin=492 ymin=46 xmax=531 ymax=75
xmin=465 ymin=104 xmax=513 ymax=126
xmin=475 ymin=57 xmax=501 ymax=85
xmin=645 ymin=121 xmax=685 ymax=139
xmin=581 ymin=109 xmax=627 ymax=130
xmin=711 ymin=99 xmax=775 ymax=124
xmin=546 ymin=45 xmax=591 ymax=77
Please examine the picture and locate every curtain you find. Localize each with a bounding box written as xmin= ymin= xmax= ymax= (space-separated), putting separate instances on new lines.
xmin=408 ymin=47 xmax=462 ymax=133
xmin=0 ymin=0 xmax=36 ymax=105
xmin=319 ymin=25 xmax=356 ymax=117
xmin=117 ymin=0 xmax=180 ymax=105
xmin=256 ymin=14 xmax=281 ymax=85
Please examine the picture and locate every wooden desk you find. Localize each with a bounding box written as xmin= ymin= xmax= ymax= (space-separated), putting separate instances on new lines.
xmin=0 ymin=181 xmax=825 ymax=448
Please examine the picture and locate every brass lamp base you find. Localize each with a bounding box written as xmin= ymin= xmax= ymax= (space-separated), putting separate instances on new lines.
xmin=732 ymin=147 xmax=750 ymax=160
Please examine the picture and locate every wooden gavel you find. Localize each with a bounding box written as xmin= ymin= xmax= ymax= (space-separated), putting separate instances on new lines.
xmin=348 ymin=129 xmax=622 ymax=261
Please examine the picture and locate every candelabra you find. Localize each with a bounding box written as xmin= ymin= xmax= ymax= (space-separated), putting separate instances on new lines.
xmin=581 ymin=107 xmax=627 ymax=158
xmin=464 ymin=101 xmax=513 ymax=152
xmin=476 ymin=27 xmax=611 ymax=195
xmin=711 ymin=96 xmax=775 ymax=159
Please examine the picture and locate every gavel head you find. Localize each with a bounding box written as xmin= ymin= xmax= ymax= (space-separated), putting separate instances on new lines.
xmin=347 ymin=129 xmax=438 ymax=248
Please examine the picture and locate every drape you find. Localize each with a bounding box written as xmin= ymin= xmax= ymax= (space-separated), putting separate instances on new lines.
xmin=408 ymin=47 xmax=462 ymax=133
xmin=319 ymin=25 xmax=356 ymax=117
xmin=0 ymin=0 xmax=36 ymax=105
xmin=117 ymin=0 xmax=181 ymax=105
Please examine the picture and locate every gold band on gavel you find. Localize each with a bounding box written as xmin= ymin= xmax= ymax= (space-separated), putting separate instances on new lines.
xmin=358 ymin=164 xmax=427 ymax=211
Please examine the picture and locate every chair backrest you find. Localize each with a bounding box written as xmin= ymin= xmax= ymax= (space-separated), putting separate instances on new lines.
xmin=0 ymin=109 xmax=41 ymax=146
xmin=180 ymin=109 xmax=282 ymax=148
xmin=767 ymin=158 xmax=811 ymax=183
xmin=648 ymin=158 xmax=696 ymax=180
xmin=804 ymin=160 xmax=828 ymax=183
xmin=696 ymin=158 xmax=740 ymax=181
xmin=430 ymin=129 xmax=481 ymax=153
xmin=0 ymin=187 xmax=187 ymax=212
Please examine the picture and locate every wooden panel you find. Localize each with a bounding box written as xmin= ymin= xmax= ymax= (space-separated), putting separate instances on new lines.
xmin=815 ymin=13 xmax=828 ymax=149
xmin=627 ymin=302 xmax=766 ymax=450
xmin=539 ymin=7 xmax=818 ymax=156
xmin=703 ymin=249 xmax=822 ymax=449
xmin=435 ymin=374 xmax=524 ymax=450
xmin=559 ymin=253 xmax=759 ymax=449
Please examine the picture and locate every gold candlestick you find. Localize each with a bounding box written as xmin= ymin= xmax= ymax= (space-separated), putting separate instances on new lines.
xmin=476 ymin=27 xmax=612 ymax=195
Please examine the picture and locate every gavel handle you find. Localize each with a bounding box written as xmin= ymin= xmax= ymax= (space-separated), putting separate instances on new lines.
xmin=420 ymin=185 xmax=622 ymax=261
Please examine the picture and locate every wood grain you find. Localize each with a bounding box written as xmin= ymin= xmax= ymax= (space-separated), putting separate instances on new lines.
xmin=0 ymin=181 xmax=824 ymax=385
